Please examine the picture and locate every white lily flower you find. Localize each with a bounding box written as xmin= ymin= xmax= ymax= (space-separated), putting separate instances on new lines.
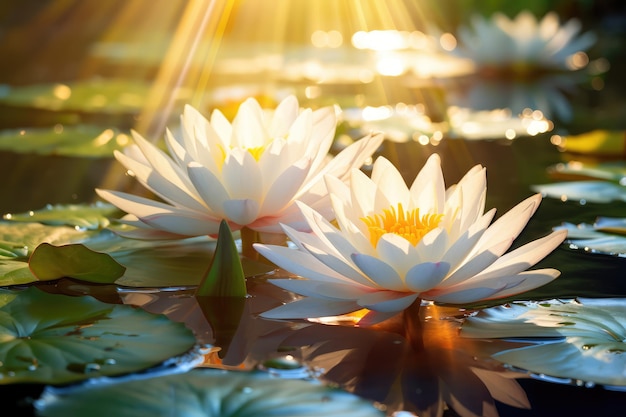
xmin=255 ymin=154 xmax=566 ymax=321
xmin=96 ymin=96 xmax=383 ymax=239
xmin=453 ymin=11 xmax=596 ymax=74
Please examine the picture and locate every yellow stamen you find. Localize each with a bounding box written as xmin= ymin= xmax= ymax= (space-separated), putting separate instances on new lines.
xmin=361 ymin=203 xmax=442 ymax=247
xmin=246 ymin=146 xmax=265 ymax=161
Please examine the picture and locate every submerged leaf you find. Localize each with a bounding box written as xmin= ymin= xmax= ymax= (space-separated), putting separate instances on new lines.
xmin=0 ymin=287 xmax=197 ymax=384
xmin=35 ymin=368 xmax=385 ymax=417
xmin=29 ymin=243 xmax=126 ymax=283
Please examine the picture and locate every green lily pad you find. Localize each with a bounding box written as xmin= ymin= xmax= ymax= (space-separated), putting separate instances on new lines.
xmin=0 ymin=219 xmax=273 ymax=288
xmin=0 ymin=126 xmax=130 ymax=157
xmin=0 ymin=79 xmax=191 ymax=114
xmin=35 ymin=368 xmax=385 ymax=417
xmin=0 ymin=287 xmax=197 ymax=385
xmin=0 ymin=222 xmax=94 ymax=260
xmin=4 ymin=203 xmax=120 ymax=230
xmin=461 ymin=298 xmax=626 ymax=387
xmin=29 ymin=243 xmax=125 ymax=283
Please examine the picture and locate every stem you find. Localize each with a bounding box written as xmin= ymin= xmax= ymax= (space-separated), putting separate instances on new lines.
xmin=402 ymin=298 xmax=425 ymax=352
xmin=240 ymin=226 xmax=259 ymax=260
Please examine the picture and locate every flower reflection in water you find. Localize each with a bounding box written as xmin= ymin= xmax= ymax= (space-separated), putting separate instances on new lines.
xmin=121 ymin=280 xmax=530 ymax=417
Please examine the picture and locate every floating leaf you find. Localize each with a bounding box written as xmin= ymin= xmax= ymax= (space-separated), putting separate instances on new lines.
xmin=531 ymin=181 xmax=626 ymax=204
xmin=35 ymin=368 xmax=385 ymax=417
xmin=196 ymin=220 xmax=246 ymax=298
xmin=4 ymin=203 xmax=120 ymax=230
xmin=0 ymin=222 xmax=94 ymax=260
xmin=461 ymin=299 xmax=626 ymax=387
xmin=0 ymin=260 xmax=36 ymax=285
xmin=555 ymin=221 xmax=626 ymax=257
xmin=0 ymin=287 xmax=197 ymax=384
xmin=29 ymin=243 xmax=125 ymax=283
xmin=0 ymin=126 xmax=130 ymax=157
xmin=0 ymin=79 xmax=190 ymax=113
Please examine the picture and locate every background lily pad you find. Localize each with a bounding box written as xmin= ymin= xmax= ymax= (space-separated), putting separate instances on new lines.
xmin=461 ymin=299 xmax=626 ymax=387
xmin=0 ymin=126 xmax=130 ymax=157
xmin=35 ymin=368 xmax=385 ymax=417
xmin=0 ymin=287 xmax=197 ymax=385
xmin=4 ymin=203 xmax=120 ymax=230
xmin=0 ymin=79 xmax=189 ymax=114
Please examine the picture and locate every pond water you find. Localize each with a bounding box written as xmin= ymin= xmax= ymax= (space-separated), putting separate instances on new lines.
xmin=2 ymin=2 xmax=626 ymax=416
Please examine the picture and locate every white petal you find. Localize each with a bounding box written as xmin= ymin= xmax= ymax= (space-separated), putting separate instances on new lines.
xmin=370 ymin=156 xmax=410 ymax=205
xmin=351 ymin=253 xmax=404 ymax=291
xmin=186 ymin=162 xmax=230 ymax=218
xmin=376 ymin=233 xmax=420 ymax=277
xmin=269 ymin=278 xmax=371 ymax=300
xmin=231 ymin=98 xmax=268 ymax=148
xmin=415 ymin=228 xmax=449 ymax=263
xmin=357 ymin=291 xmax=419 ymax=313
xmin=471 ymin=194 xmax=541 ymax=257
xmin=427 ymin=286 xmax=502 ymax=304
xmin=440 ymin=209 xmax=496 ymax=271
xmin=409 ymin=153 xmax=445 ymax=213
xmin=260 ymin=297 xmax=361 ymax=319
xmin=442 ymin=238 xmax=513 ymax=287
xmin=221 ymin=150 xmax=264 ymax=200
xmin=300 ymin=133 xmax=383 ymax=195
xmin=222 ymin=199 xmax=260 ymax=225
xmin=473 ymin=230 xmax=566 ymax=281
xmin=260 ymin=157 xmax=312 ymax=215
xmin=301 ymin=242 xmax=376 ymax=288
xmin=115 ymin=150 xmax=207 ymax=213
xmin=269 ymin=95 xmax=299 ymax=137
xmin=483 ymin=269 xmax=561 ymax=299
xmin=405 ymin=262 xmax=451 ymax=292
xmin=253 ymin=243 xmax=351 ymax=284
xmin=209 ymin=108 xmax=233 ymax=144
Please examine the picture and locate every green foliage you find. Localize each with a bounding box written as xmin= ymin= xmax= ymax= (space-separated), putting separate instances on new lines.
xmin=29 ymin=243 xmax=126 ymax=283
xmin=0 ymin=287 xmax=197 ymax=385
xmin=4 ymin=203 xmax=119 ymax=230
xmin=195 ymin=220 xmax=247 ymax=298
xmin=35 ymin=368 xmax=385 ymax=416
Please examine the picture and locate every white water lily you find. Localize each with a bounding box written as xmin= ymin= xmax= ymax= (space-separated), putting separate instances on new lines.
xmin=453 ymin=11 xmax=596 ymax=75
xmin=96 ymin=96 xmax=383 ymax=239
xmin=254 ymin=154 xmax=566 ymax=321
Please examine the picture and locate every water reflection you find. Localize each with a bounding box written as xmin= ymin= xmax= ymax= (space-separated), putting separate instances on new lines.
xmin=122 ymin=279 xmax=533 ymax=416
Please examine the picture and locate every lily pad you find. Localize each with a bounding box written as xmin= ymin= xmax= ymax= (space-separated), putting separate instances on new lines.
xmin=0 ymin=287 xmax=197 ymax=385
xmin=35 ymin=368 xmax=385 ymax=417
xmin=0 ymin=79 xmax=189 ymax=114
xmin=555 ymin=220 xmax=626 ymax=257
xmin=461 ymin=298 xmax=626 ymax=387
xmin=4 ymin=203 xmax=120 ymax=230
xmin=0 ymin=126 xmax=130 ymax=157
xmin=0 ymin=222 xmax=94 ymax=260
xmin=29 ymin=243 xmax=125 ymax=283
xmin=531 ymin=180 xmax=626 ymax=204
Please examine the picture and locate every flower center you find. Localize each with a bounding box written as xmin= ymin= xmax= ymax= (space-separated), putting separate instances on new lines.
xmin=361 ymin=203 xmax=442 ymax=247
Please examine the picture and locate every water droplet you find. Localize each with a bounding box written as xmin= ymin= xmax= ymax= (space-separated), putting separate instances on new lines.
xmin=240 ymin=386 xmax=253 ymax=394
xmin=66 ymin=362 xmax=101 ymax=374
xmin=259 ymin=355 xmax=313 ymax=379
